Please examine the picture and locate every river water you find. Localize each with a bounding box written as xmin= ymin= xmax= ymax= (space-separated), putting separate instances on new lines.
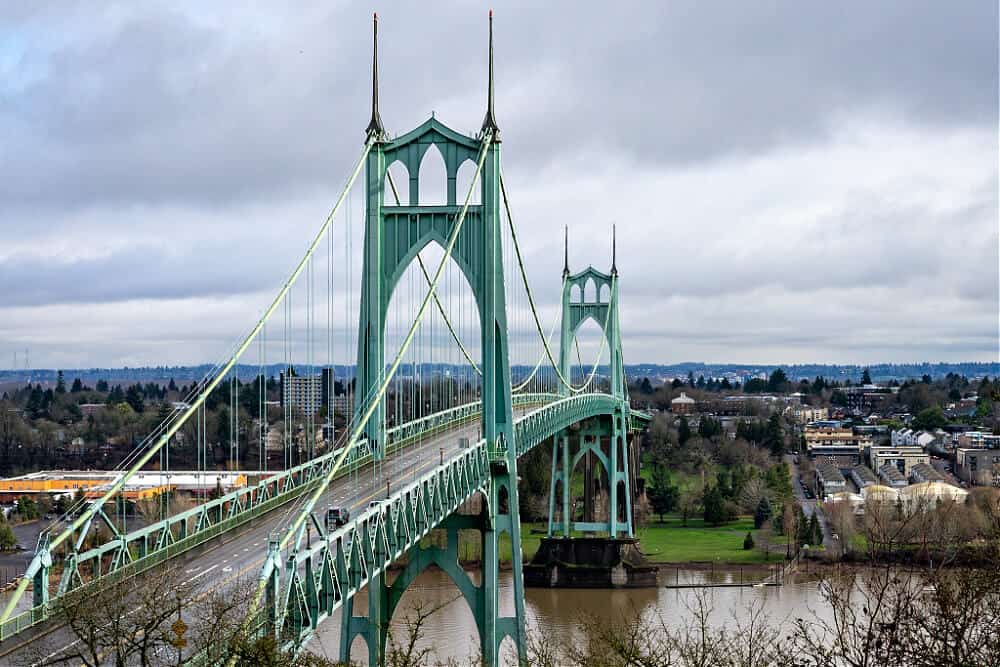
xmin=307 ymin=566 xmax=835 ymax=665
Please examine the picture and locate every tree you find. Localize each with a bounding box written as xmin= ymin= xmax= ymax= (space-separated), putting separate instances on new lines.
xmin=671 ymin=378 xmax=683 ymax=389
xmin=678 ymin=483 xmax=702 ymax=526
xmin=861 ymin=367 xmax=872 ymax=385
xmin=767 ymin=368 xmax=789 ymax=393
xmin=639 ymin=377 xmax=654 ymax=394
xmin=677 ymin=416 xmax=691 ymax=445
xmin=55 ymin=370 xmax=66 ymax=394
xmin=703 ymin=485 xmax=730 ymax=526
xmin=808 ymin=512 xmax=822 ymax=546
xmin=687 ymin=370 xmax=696 ymax=387
xmin=16 ymin=495 xmax=38 ymax=520
xmin=764 ymin=413 xmax=785 ymax=456
xmin=647 ymin=465 xmax=679 ymax=521
xmin=912 ymin=406 xmax=948 ymax=430
xmin=124 ymin=384 xmax=145 ymax=413
xmin=764 ymin=463 xmax=794 ymax=504
xmin=743 ymin=532 xmax=755 ymax=550
xmin=698 ymin=415 xmax=722 ymax=440
xmin=754 ymin=496 xmax=773 ymax=529
xmin=96 ymin=378 xmax=109 ymax=393
xmin=795 ymin=505 xmax=811 ymax=548
xmin=70 ymin=377 xmax=83 ymax=393
xmin=830 ymin=389 xmax=848 ymax=407
xmin=0 ymin=522 xmax=15 ymax=550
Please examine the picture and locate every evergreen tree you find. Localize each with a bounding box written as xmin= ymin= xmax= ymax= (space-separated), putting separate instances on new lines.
xmin=754 ymin=496 xmax=773 ymax=529
xmin=743 ymin=532 xmax=755 ymax=550
xmin=861 ymin=368 xmax=873 ymax=385
xmin=715 ymin=469 xmax=732 ymax=499
xmin=55 ymin=370 xmax=66 ymax=394
xmin=687 ymin=370 xmax=695 ymax=387
xmin=96 ymin=379 xmax=109 ymax=393
xmin=764 ymin=413 xmax=785 ymax=456
xmin=795 ymin=506 xmax=811 ymax=546
xmin=678 ymin=416 xmax=691 ymax=445
xmin=808 ymin=512 xmax=822 ymax=546
xmin=647 ymin=465 xmax=679 ymax=521
xmin=70 ymin=378 xmax=83 ymax=393
xmin=703 ymin=485 xmax=728 ymax=526
xmin=639 ymin=377 xmax=654 ymax=394
xmin=720 ymin=378 xmax=732 ymax=390
xmin=767 ymin=368 xmax=789 ymax=393
xmin=168 ymin=378 xmax=178 ymax=392
xmin=0 ymin=522 xmax=14 ymax=551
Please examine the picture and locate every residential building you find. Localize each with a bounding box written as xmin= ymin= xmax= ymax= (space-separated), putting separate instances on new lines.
xmin=850 ymin=465 xmax=878 ymax=489
xmin=955 ymin=448 xmax=1000 ymax=487
xmin=280 ymin=367 xmax=338 ymax=418
xmin=956 ymin=431 xmax=1000 ymax=449
xmin=789 ymin=405 xmax=828 ymax=425
xmin=909 ymin=462 xmax=943 ymax=484
xmin=816 ymin=462 xmax=847 ymax=498
xmin=804 ymin=422 xmax=874 ymax=455
xmin=878 ymin=464 xmax=908 ymax=489
xmin=844 ymin=386 xmax=893 ymax=413
xmin=890 ymin=429 xmax=937 ymax=449
xmin=671 ymin=392 xmax=696 ymax=415
xmin=868 ymin=445 xmax=929 ymax=477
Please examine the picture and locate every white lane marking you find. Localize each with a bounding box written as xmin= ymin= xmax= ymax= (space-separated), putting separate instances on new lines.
xmin=222 ymin=566 xmax=233 ymax=573
xmin=184 ymin=563 xmax=220 ymax=584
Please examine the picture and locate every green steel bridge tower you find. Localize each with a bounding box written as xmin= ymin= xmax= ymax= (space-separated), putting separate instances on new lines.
xmin=342 ymin=13 xmax=526 ymax=666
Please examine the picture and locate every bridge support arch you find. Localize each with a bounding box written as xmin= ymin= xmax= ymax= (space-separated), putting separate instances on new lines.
xmin=339 ymin=479 xmax=527 ymax=667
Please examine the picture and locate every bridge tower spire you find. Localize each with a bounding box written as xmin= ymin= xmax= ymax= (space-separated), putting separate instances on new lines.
xmin=481 ymin=10 xmax=499 ymax=137
xmin=365 ymin=12 xmax=385 ymax=138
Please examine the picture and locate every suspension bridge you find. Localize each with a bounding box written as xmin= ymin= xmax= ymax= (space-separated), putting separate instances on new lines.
xmin=0 ymin=13 xmax=649 ymax=666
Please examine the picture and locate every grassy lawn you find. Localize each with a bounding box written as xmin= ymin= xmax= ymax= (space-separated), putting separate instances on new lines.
xmin=636 ymin=515 xmax=775 ymax=564
xmin=458 ymin=518 xmax=780 ymax=566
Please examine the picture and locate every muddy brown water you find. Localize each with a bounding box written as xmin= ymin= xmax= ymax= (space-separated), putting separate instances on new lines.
xmin=307 ymin=566 xmax=835 ymax=664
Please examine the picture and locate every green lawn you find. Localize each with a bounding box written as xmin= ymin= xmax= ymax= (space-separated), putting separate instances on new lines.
xmin=635 ymin=515 xmax=775 ymax=564
xmin=457 ymin=518 xmax=778 ymax=566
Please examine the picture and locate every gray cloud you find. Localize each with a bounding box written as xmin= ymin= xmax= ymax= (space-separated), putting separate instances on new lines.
xmin=0 ymin=2 xmax=996 ymax=366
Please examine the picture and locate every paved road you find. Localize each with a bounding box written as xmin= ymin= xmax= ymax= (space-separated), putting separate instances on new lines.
xmin=785 ymin=454 xmax=834 ymax=552
xmin=0 ymin=410 xmax=533 ymax=664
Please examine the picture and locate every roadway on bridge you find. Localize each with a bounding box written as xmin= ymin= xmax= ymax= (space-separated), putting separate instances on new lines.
xmin=0 ymin=408 xmax=536 ymax=664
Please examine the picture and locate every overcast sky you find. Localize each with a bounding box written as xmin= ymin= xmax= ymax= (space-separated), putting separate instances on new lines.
xmin=1 ymin=2 xmax=997 ymax=369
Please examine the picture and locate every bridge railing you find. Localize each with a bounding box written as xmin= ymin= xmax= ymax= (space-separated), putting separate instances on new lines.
xmin=0 ymin=393 xmax=558 ymax=644
xmin=246 ymin=392 xmax=625 ymax=655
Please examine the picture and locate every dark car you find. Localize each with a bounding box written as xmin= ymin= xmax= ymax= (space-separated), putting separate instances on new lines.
xmin=326 ymin=507 xmax=349 ymax=530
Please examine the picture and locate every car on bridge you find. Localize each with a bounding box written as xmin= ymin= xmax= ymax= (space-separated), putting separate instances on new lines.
xmin=326 ymin=506 xmax=349 ymax=530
